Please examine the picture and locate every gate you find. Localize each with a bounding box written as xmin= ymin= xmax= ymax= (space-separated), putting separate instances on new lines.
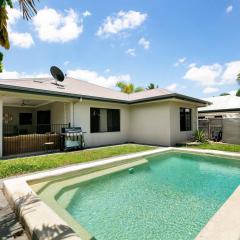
xmin=198 ymin=119 xmax=223 ymax=140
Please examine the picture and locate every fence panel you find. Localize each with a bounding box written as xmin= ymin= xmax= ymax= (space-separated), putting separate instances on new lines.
xmin=222 ymin=118 xmax=240 ymax=144
xmin=3 ymin=124 xmax=69 ymax=156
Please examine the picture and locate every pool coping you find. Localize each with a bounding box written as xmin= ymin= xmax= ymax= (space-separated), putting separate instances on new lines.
xmin=2 ymin=147 xmax=240 ymax=240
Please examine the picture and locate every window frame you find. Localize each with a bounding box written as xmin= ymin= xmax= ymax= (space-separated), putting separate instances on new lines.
xmin=90 ymin=107 xmax=120 ymax=133
xmin=180 ymin=108 xmax=192 ymax=132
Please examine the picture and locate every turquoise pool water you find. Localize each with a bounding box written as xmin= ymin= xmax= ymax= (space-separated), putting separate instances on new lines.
xmin=57 ymin=152 xmax=240 ymax=240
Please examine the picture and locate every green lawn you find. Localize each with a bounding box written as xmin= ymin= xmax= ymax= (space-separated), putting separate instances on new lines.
xmin=0 ymin=144 xmax=156 ymax=179
xmin=185 ymin=142 xmax=240 ymax=153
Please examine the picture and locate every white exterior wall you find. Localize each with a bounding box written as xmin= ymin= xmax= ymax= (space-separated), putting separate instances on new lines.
xmin=36 ymin=102 xmax=71 ymax=125
xmin=129 ymin=102 xmax=172 ymax=146
xmin=73 ymin=100 xmax=129 ymax=148
xmin=169 ymin=102 xmax=197 ymax=145
xmin=128 ymin=101 xmax=198 ymax=146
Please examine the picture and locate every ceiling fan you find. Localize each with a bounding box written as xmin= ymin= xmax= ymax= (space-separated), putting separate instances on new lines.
xmin=21 ymin=100 xmax=35 ymax=107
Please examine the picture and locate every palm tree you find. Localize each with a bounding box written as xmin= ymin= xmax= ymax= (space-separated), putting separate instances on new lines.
xmin=0 ymin=0 xmax=39 ymax=72
xmin=116 ymin=81 xmax=144 ymax=94
xmin=236 ymin=89 xmax=240 ymax=97
xmin=219 ymin=93 xmax=230 ymax=96
xmin=146 ymin=83 xmax=158 ymax=90
xmin=237 ymin=73 xmax=240 ymax=85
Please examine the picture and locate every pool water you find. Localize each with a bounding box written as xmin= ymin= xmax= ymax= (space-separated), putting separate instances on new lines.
xmin=56 ymin=152 xmax=240 ymax=240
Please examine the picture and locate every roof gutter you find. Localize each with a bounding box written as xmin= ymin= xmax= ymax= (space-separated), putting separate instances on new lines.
xmin=0 ymin=84 xmax=209 ymax=105
xmin=129 ymin=93 xmax=210 ymax=105
xmin=199 ymin=108 xmax=240 ymax=113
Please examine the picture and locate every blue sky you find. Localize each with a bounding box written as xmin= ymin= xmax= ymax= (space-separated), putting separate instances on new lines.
xmin=1 ymin=0 xmax=240 ymax=98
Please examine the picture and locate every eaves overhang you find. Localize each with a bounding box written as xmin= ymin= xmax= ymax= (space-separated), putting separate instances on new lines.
xmin=0 ymin=84 xmax=210 ymax=106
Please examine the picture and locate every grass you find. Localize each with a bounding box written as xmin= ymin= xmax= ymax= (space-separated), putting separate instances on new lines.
xmin=185 ymin=142 xmax=240 ymax=153
xmin=0 ymin=144 xmax=156 ymax=179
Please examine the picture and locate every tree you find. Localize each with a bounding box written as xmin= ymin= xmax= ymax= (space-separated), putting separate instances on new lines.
xmin=236 ymin=89 xmax=240 ymax=97
xmin=237 ymin=73 xmax=240 ymax=85
xmin=0 ymin=0 xmax=39 ymax=72
xmin=146 ymin=83 xmax=158 ymax=90
xmin=219 ymin=93 xmax=230 ymax=96
xmin=116 ymin=81 xmax=144 ymax=94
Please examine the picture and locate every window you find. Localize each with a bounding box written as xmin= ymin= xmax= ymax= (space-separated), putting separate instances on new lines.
xmin=90 ymin=108 xmax=120 ymax=133
xmin=180 ymin=108 xmax=192 ymax=131
xmin=19 ymin=113 xmax=32 ymax=125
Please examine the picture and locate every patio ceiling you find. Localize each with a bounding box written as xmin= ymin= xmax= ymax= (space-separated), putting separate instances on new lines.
xmin=3 ymin=96 xmax=51 ymax=108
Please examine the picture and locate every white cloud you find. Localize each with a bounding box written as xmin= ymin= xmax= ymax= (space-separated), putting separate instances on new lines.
xmin=125 ymin=48 xmax=136 ymax=57
xmin=166 ymin=83 xmax=177 ymax=92
xmin=0 ymin=70 xmax=50 ymax=79
xmin=184 ymin=60 xmax=240 ymax=87
xmin=229 ymin=90 xmax=237 ymax=95
xmin=188 ymin=63 xmax=196 ymax=68
xmin=174 ymin=57 xmax=187 ymax=67
xmin=221 ymin=61 xmax=240 ymax=84
xmin=10 ymin=32 xmax=34 ymax=48
xmin=83 ymin=10 xmax=91 ymax=17
xmin=67 ymin=68 xmax=131 ymax=88
xmin=203 ymin=87 xmax=219 ymax=94
xmin=7 ymin=7 xmax=21 ymax=25
xmin=184 ymin=63 xmax=223 ymax=86
xmin=7 ymin=7 xmax=34 ymax=48
xmin=104 ymin=68 xmax=111 ymax=73
xmin=33 ymin=7 xmax=83 ymax=43
xmin=138 ymin=37 xmax=150 ymax=49
xmin=226 ymin=5 xmax=233 ymax=14
xmin=97 ymin=10 xmax=147 ymax=37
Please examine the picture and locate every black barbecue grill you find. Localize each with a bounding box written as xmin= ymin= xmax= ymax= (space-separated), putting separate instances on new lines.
xmin=60 ymin=127 xmax=85 ymax=151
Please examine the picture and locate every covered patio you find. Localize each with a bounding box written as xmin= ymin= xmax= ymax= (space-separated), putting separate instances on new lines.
xmin=0 ymin=92 xmax=75 ymax=157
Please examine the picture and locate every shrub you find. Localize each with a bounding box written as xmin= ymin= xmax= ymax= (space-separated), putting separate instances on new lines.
xmin=194 ymin=130 xmax=207 ymax=143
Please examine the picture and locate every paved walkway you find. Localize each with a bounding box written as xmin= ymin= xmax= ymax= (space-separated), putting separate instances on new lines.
xmin=0 ymin=188 xmax=28 ymax=240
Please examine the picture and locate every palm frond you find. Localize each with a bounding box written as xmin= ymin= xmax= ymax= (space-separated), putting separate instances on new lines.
xmin=146 ymin=83 xmax=159 ymax=90
xmin=116 ymin=81 xmax=126 ymax=90
xmin=0 ymin=6 xmax=10 ymax=49
xmin=134 ymin=87 xmax=144 ymax=92
xmin=237 ymin=73 xmax=240 ymax=83
xmin=236 ymin=89 xmax=240 ymax=97
xmin=18 ymin=0 xmax=38 ymax=20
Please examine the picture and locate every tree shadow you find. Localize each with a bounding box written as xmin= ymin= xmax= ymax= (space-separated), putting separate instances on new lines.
xmin=14 ymin=192 xmax=96 ymax=240
xmin=33 ymin=224 xmax=86 ymax=240
xmin=15 ymin=192 xmax=41 ymax=217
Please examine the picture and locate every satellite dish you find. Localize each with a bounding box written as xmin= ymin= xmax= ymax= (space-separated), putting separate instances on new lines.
xmin=50 ymin=66 xmax=65 ymax=83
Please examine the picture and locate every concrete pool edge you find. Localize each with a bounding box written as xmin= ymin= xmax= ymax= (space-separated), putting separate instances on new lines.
xmin=2 ymin=147 xmax=240 ymax=240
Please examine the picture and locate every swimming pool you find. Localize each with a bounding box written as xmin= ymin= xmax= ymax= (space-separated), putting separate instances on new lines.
xmin=30 ymin=151 xmax=240 ymax=240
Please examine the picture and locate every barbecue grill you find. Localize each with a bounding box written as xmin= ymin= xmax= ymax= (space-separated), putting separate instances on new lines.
xmin=60 ymin=127 xmax=85 ymax=151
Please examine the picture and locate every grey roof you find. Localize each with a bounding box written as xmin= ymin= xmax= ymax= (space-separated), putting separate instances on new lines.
xmin=199 ymin=95 xmax=240 ymax=112
xmin=0 ymin=77 xmax=208 ymax=105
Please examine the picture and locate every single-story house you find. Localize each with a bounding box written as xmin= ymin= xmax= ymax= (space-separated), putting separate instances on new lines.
xmin=0 ymin=77 xmax=208 ymax=157
xmin=198 ymin=95 xmax=240 ymax=119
